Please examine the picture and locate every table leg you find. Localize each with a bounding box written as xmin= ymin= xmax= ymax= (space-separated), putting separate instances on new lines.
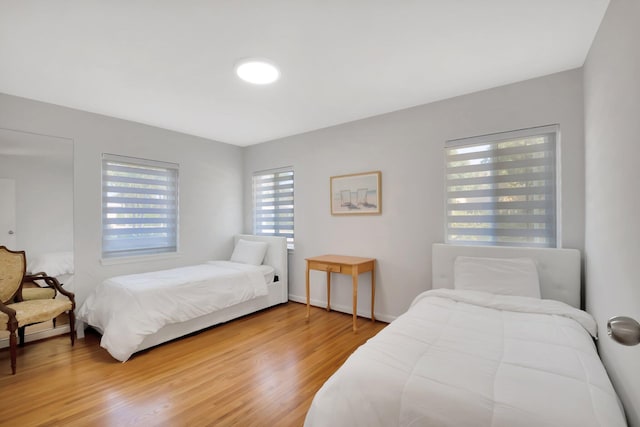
xmin=306 ymin=261 xmax=310 ymax=320
xmin=326 ymin=271 xmax=331 ymax=311
xmin=371 ymin=264 xmax=376 ymax=322
xmin=352 ymin=269 xmax=358 ymax=332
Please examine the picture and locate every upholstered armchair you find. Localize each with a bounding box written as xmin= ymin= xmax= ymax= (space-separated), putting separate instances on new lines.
xmin=0 ymin=246 xmax=76 ymax=374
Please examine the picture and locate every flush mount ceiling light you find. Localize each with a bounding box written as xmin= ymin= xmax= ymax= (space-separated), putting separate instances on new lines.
xmin=235 ymin=58 xmax=280 ymax=85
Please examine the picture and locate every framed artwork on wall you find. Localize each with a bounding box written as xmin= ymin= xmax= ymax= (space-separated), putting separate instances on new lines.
xmin=330 ymin=171 xmax=381 ymax=215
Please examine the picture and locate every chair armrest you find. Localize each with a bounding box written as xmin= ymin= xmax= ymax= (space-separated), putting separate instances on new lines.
xmin=0 ymin=300 xmax=18 ymax=329
xmin=24 ymin=273 xmax=57 ymax=285
xmin=21 ymin=274 xmax=59 ymax=301
xmin=26 ymin=272 xmax=48 ymax=278
xmin=29 ymin=276 xmax=75 ymax=307
xmin=24 ymin=273 xmax=69 ymax=290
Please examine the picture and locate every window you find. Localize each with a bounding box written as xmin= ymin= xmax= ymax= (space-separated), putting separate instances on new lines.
xmin=445 ymin=125 xmax=558 ymax=248
xmin=253 ymin=167 xmax=294 ymax=249
xmin=102 ymin=154 xmax=179 ymax=258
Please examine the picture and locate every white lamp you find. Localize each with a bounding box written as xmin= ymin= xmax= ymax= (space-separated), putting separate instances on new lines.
xmin=235 ymin=58 xmax=280 ymax=85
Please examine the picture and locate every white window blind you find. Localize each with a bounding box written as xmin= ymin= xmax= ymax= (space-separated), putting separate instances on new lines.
xmin=445 ymin=125 xmax=558 ymax=248
xmin=102 ymin=154 xmax=179 ymax=258
xmin=253 ymin=167 xmax=294 ymax=249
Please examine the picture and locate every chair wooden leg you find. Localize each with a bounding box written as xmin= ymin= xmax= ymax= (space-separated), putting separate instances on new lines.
xmin=68 ymin=310 xmax=76 ymax=346
xmin=18 ymin=326 xmax=26 ymax=347
xmin=9 ymin=331 xmax=17 ymax=375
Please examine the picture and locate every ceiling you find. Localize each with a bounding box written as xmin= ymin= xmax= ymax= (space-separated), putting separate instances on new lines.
xmin=0 ymin=1 xmax=609 ymax=146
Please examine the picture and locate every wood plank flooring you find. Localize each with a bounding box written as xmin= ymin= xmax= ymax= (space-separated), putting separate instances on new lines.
xmin=0 ymin=302 xmax=387 ymax=426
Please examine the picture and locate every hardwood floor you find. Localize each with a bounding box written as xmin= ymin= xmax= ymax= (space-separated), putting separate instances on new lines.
xmin=0 ymin=302 xmax=387 ymax=426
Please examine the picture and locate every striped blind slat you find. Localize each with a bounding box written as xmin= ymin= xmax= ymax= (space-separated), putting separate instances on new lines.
xmin=447 ymin=171 xmax=553 ymax=187
xmin=102 ymin=154 xmax=179 ymax=258
xmin=253 ymin=167 xmax=294 ymax=250
xmin=445 ymin=126 xmax=558 ymax=248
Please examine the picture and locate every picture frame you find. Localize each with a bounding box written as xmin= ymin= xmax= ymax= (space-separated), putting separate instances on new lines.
xmin=330 ymin=171 xmax=381 ymax=215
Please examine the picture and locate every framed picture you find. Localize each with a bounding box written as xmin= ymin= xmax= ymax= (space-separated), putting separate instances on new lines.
xmin=330 ymin=171 xmax=381 ymax=215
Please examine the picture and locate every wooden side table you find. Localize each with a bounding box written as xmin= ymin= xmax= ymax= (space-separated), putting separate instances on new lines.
xmin=305 ymin=254 xmax=376 ymax=331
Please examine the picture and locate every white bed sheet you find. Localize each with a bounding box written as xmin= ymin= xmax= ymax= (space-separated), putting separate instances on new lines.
xmin=257 ymin=264 xmax=276 ymax=284
xmin=305 ymin=289 xmax=626 ymax=427
xmin=77 ymin=260 xmax=268 ymax=362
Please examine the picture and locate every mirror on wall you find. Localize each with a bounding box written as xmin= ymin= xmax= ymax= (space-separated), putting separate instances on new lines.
xmin=0 ymin=127 xmax=74 ymax=343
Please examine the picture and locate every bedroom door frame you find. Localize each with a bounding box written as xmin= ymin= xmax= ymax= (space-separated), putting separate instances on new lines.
xmin=0 ymin=178 xmax=17 ymax=249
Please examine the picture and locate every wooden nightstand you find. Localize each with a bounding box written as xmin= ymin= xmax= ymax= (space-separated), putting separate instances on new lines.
xmin=305 ymin=254 xmax=376 ymax=331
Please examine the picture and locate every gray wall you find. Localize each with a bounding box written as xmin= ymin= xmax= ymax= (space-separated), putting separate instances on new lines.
xmin=0 ymin=93 xmax=244 ymax=304
xmin=583 ymin=0 xmax=640 ymax=425
xmin=244 ymin=69 xmax=586 ymax=321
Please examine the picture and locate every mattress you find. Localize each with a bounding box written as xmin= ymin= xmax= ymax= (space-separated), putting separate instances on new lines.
xmin=77 ymin=260 xmax=270 ymax=361
xmin=304 ymin=289 xmax=627 ymax=427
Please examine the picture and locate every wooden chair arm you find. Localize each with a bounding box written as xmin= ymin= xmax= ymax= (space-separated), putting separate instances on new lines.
xmin=0 ymin=299 xmax=17 ymax=324
xmin=25 ymin=272 xmax=48 ymax=279
xmin=40 ymin=276 xmax=75 ymax=306
xmin=24 ymin=274 xmax=69 ymax=289
xmin=22 ymin=275 xmax=74 ymax=304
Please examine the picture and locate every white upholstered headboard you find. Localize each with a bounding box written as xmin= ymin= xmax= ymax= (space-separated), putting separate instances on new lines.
xmin=432 ymin=244 xmax=581 ymax=308
xmin=234 ymin=234 xmax=288 ymax=301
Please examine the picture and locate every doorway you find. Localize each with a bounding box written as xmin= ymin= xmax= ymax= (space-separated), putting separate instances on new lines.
xmin=0 ymin=178 xmax=16 ymax=248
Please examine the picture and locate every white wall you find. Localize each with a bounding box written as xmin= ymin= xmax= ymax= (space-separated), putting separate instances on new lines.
xmin=244 ymin=69 xmax=586 ymax=321
xmin=583 ymin=0 xmax=640 ymax=425
xmin=0 ymin=93 xmax=244 ymax=304
xmin=0 ymin=150 xmax=73 ymax=259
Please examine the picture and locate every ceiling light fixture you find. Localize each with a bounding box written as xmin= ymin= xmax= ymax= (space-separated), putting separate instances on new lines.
xmin=235 ymin=58 xmax=280 ymax=85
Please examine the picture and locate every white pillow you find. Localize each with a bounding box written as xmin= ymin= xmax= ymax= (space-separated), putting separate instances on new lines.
xmin=453 ymin=256 xmax=541 ymax=298
xmin=27 ymin=251 xmax=75 ymax=277
xmin=230 ymin=239 xmax=268 ymax=266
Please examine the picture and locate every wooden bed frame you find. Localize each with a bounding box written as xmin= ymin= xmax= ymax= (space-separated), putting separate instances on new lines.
xmin=77 ymin=234 xmax=288 ymax=354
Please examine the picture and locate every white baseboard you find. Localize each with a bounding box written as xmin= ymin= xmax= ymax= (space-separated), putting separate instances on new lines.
xmin=0 ymin=325 xmax=71 ymax=349
xmin=288 ymin=294 xmax=396 ymax=324
xmin=0 ymin=300 xmax=394 ymax=351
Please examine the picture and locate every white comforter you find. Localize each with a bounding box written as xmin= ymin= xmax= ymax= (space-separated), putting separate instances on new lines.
xmin=305 ymin=289 xmax=627 ymax=427
xmin=77 ymin=261 xmax=268 ymax=362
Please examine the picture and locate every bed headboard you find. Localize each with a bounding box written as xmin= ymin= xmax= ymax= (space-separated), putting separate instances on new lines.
xmin=432 ymin=243 xmax=581 ymax=308
xmin=234 ymin=234 xmax=288 ymax=300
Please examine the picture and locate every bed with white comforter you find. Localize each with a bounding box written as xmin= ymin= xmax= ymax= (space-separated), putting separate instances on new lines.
xmin=304 ymin=244 xmax=628 ymax=427
xmin=305 ymin=289 xmax=625 ymax=427
xmin=77 ymin=234 xmax=288 ymax=362
xmin=78 ymin=261 xmax=269 ymax=361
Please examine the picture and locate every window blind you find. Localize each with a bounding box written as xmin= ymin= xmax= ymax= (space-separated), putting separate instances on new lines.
xmin=102 ymin=154 xmax=179 ymax=258
xmin=445 ymin=125 xmax=558 ymax=248
xmin=253 ymin=167 xmax=294 ymax=249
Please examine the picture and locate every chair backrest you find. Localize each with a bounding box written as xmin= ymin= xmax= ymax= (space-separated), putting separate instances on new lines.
xmin=0 ymin=246 xmax=26 ymax=304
